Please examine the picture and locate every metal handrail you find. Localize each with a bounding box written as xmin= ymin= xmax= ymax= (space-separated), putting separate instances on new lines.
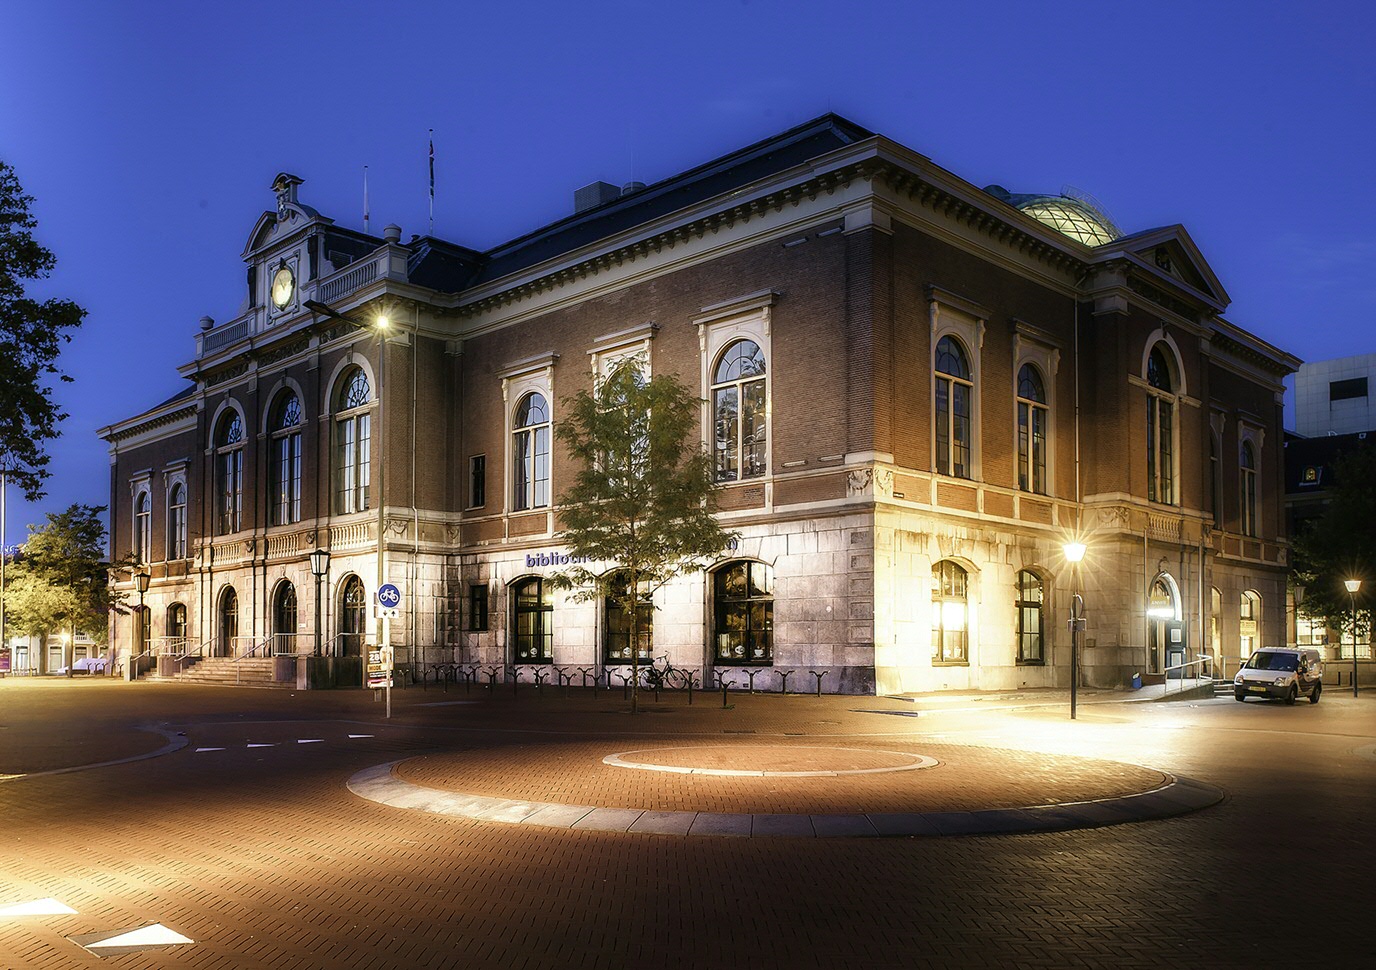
xmin=230 ymin=635 xmax=274 ymax=684
xmin=1162 ymin=654 xmax=1212 ymax=695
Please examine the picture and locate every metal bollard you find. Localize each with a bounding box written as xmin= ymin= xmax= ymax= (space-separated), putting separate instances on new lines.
xmin=778 ymin=669 xmax=792 ymax=695
xmin=687 ymin=674 xmax=694 ymax=706
xmin=810 ymin=670 xmax=826 ymax=696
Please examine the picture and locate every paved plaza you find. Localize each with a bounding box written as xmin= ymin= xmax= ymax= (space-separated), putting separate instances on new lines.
xmin=0 ymin=677 xmax=1372 ymax=968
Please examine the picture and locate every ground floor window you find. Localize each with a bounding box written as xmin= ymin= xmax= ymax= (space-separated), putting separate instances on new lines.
xmin=512 ymin=577 xmax=553 ymax=663
xmin=273 ymin=582 xmax=298 ymax=655
xmin=604 ymin=571 xmax=652 ymax=663
xmin=1015 ymin=570 xmax=1043 ymax=664
xmin=167 ymin=602 xmax=188 ymax=645
xmin=932 ymin=561 xmax=969 ymax=664
xmin=713 ymin=561 xmax=773 ymax=665
xmin=340 ymin=576 xmax=366 ymax=658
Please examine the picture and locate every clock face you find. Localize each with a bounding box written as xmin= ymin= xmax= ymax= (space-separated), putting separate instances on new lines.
xmin=271 ymin=265 xmax=294 ymax=309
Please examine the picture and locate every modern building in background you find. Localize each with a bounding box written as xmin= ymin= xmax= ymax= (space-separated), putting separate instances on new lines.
xmin=99 ymin=114 xmax=1297 ymax=694
xmin=1292 ymin=352 xmax=1376 ymax=437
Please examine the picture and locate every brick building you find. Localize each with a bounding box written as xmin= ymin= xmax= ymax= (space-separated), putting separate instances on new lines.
xmin=99 ymin=115 xmax=1298 ymax=693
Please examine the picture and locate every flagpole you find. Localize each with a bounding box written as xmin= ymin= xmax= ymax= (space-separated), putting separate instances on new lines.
xmin=428 ymin=129 xmax=435 ymax=235
xmin=363 ymin=165 xmax=370 ymax=234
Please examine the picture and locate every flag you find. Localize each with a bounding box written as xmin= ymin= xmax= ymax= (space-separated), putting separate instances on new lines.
xmin=428 ymin=130 xmax=435 ymax=234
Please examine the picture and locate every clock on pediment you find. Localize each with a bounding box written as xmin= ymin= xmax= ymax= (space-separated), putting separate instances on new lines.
xmin=270 ymin=260 xmax=295 ymax=310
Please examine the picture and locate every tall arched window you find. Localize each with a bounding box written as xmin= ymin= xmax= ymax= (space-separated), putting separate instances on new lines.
xmin=1145 ymin=345 xmax=1176 ymax=505
xmin=713 ymin=561 xmax=773 ymax=665
xmin=1015 ymin=570 xmax=1044 ymax=664
xmin=711 ymin=339 xmax=767 ymax=482
xmin=932 ymin=560 xmax=969 ymax=663
xmin=166 ymin=602 xmax=187 ymax=645
xmin=935 ymin=337 xmax=973 ymax=479
xmin=167 ymin=483 xmax=187 ymax=560
xmin=218 ymin=586 xmax=238 ymax=656
xmin=511 ymin=577 xmax=553 ymax=662
xmin=1240 ymin=590 xmax=1261 ymax=662
xmin=1016 ymin=364 xmax=1047 ymax=494
xmin=339 ymin=575 xmax=366 ymax=657
xmin=603 ymin=571 xmax=652 ymax=663
xmin=1209 ymin=434 xmax=1221 ymax=522
xmin=273 ymin=582 xmax=298 ymax=655
xmin=270 ymin=391 xmax=303 ymax=526
xmin=1240 ymin=441 xmax=1258 ymax=537
xmin=334 ymin=369 xmax=372 ymax=514
xmin=215 ymin=411 xmax=244 ymax=534
xmin=512 ymin=392 xmax=551 ymax=511
xmin=134 ymin=490 xmax=151 ymax=562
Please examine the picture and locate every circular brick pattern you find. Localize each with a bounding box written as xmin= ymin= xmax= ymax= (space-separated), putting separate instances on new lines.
xmin=603 ymin=744 xmax=937 ymax=776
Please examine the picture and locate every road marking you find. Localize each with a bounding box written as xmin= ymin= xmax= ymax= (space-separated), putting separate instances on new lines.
xmin=297 ymin=739 xmax=323 ymax=744
xmin=247 ymin=743 xmax=274 ymax=748
xmin=349 ymin=734 xmax=373 ymax=738
xmin=195 ymin=747 xmax=225 ymax=752
xmin=73 ymin=922 xmax=194 ymax=955
xmin=0 ymin=898 xmax=77 ymax=916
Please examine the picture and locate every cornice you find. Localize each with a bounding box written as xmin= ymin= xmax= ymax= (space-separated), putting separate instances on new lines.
xmin=100 ymin=404 xmax=198 ymax=444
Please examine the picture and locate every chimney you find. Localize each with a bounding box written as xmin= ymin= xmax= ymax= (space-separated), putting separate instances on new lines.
xmin=621 ymin=181 xmax=646 ymax=196
xmin=574 ymin=181 xmax=621 ymax=213
xmin=383 ymin=224 xmax=402 ymax=243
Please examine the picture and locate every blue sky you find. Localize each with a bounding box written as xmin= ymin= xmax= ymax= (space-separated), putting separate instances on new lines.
xmin=2 ymin=0 xmax=1373 ymax=547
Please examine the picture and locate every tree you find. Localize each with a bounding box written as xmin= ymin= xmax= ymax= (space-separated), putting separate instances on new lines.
xmin=553 ymin=361 xmax=732 ymax=711
xmin=3 ymin=505 xmax=122 ymax=671
xmin=0 ymin=160 xmax=86 ymax=500
xmin=1292 ymin=444 xmax=1376 ymax=649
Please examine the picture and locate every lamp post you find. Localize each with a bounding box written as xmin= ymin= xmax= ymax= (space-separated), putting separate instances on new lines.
xmin=133 ymin=567 xmax=150 ymax=679
xmin=1064 ymin=541 xmax=1087 ymax=720
xmin=0 ymin=463 xmax=7 ymax=670
xmin=1344 ymin=579 xmax=1361 ymax=698
xmin=309 ymin=548 xmax=330 ymax=657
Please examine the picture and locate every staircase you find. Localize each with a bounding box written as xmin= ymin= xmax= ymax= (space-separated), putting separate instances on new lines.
xmin=154 ymin=656 xmax=294 ymax=689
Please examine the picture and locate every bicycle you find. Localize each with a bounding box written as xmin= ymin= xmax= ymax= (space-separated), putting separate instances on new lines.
xmin=641 ymin=654 xmax=692 ymax=691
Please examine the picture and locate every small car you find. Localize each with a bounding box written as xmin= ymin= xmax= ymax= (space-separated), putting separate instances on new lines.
xmin=1234 ymin=647 xmax=1323 ymax=704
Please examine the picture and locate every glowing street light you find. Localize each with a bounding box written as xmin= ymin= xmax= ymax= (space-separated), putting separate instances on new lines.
xmin=1064 ymin=540 xmax=1087 ymax=720
xmin=1344 ymin=578 xmax=1362 ymax=698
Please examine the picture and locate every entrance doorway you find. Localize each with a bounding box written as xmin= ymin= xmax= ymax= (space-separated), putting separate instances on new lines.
xmin=339 ymin=576 xmax=366 ymax=658
xmin=1147 ymin=574 xmax=1182 ymax=676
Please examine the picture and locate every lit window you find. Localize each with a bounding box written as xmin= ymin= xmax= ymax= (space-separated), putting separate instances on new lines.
xmin=134 ymin=490 xmax=151 ymax=562
xmin=168 ymin=483 xmax=187 ymax=560
xmin=1240 ymin=441 xmax=1258 ymax=537
xmin=932 ymin=560 xmax=969 ymax=663
xmin=511 ymin=577 xmax=553 ymax=662
xmin=512 ymin=393 xmax=551 ymax=511
xmin=272 ymin=582 xmax=297 ymax=654
xmin=270 ymin=391 xmax=303 ymax=526
xmin=215 ymin=411 xmax=244 ymax=534
xmin=604 ymin=571 xmax=653 ymax=663
xmin=1015 ymin=570 xmax=1044 ymax=664
xmin=334 ymin=369 xmax=372 ymax=514
xmin=1145 ymin=345 xmax=1176 ymax=505
xmin=935 ymin=337 xmax=973 ymax=478
xmin=711 ymin=340 xmax=767 ymax=482
xmin=713 ymin=561 xmax=773 ymax=665
xmin=166 ymin=603 xmax=187 ymax=644
xmin=1016 ymin=364 xmax=1047 ymax=493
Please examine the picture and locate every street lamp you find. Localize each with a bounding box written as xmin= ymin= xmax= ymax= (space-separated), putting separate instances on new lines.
xmin=1064 ymin=541 xmax=1087 ymax=720
xmin=133 ymin=567 xmax=151 ymax=678
xmin=1344 ymin=578 xmax=1361 ymax=698
xmin=309 ymin=548 xmax=330 ymax=657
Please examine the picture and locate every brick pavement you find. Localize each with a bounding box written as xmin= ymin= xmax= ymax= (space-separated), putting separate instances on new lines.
xmin=0 ymin=679 xmax=1372 ymax=968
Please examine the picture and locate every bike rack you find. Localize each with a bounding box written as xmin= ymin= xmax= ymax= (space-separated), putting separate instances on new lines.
xmin=810 ymin=670 xmax=827 ymax=696
xmin=777 ymin=669 xmax=793 ymax=694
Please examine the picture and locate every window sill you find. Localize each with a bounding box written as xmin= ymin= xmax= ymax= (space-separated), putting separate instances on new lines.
xmin=714 ymin=660 xmax=774 ymax=667
xmin=1015 ymin=659 xmax=1046 ymax=667
xmin=931 ymin=660 xmax=970 ymax=667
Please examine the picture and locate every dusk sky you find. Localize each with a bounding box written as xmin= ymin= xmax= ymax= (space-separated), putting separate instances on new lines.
xmin=2 ymin=0 xmax=1373 ymax=549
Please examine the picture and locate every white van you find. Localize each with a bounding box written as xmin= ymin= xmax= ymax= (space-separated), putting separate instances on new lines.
xmin=1233 ymin=647 xmax=1323 ymax=704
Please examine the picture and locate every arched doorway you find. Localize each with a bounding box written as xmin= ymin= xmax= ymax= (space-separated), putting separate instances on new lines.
xmin=273 ymin=582 xmax=298 ymax=656
xmin=219 ymin=586 xmax=238 ymax=657
xmin=1147 ymin=574 xmax=1181 ymax=677
xmin=339 ymin=576 xmax=366 ymax=658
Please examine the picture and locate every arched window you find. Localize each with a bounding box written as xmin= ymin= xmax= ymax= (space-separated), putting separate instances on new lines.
xmin=511 ymin=577 xmax=553 ymax=662
xmin=273 ymin=582 xmax=298 ymax=655
xmin=1015 ymin=570 xmax=1044 ymax=664
xmin=1240 ymin=441 xmax=1258 ymax=537
xmin=1145 ymin=345 xmax=1176 ymax=505
xmin=603 ymin=571 xmax=652 ymax=663
xmin=215 ymin=411 xmax=244 ymax=534
xmin=270 ymin=391 xmax=303 ymax=526
xmin=711 ymin=340 xmax=767 ymax=482
xmin=334 ymin=369 xmax=372 ymax=514
xmin=166 ymin=603 xmax=188 ymax=645
xmin=339 ymin=576 xmax=367 ymax=658
xmin=932 ymin=560 xmax=969 ymax=663
xmin=1240 ymin=590 xmax=1261 ymax=662
xmin=512 ymin=392 xmax=551 ymax=511
xmin=167 ymin=483 xmax=187 ymax=560
xmin=1016 ymin=364 xmax=1047 ymax=493
xmin=219 ymin=586 xmax=238 ymax=656
xmin=713 ymin=561 xmax=773 ymax=665
xmin=935 ymin=337 xmax=973 ymax=478
xmin=134 ymin=491 xmax=151 ymax=562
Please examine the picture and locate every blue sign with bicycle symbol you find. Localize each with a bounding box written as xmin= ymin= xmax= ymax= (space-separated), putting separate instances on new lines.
xmin=377 ymin=583 xmax=402 ymax=609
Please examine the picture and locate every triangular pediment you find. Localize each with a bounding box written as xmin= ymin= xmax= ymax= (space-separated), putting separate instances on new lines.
xmin=1103 ymin=224 xmax=1230 ymax=311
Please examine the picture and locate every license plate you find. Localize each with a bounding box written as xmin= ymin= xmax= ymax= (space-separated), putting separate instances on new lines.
xmin=1248 ymin=685 xmax=1267 ymax=692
